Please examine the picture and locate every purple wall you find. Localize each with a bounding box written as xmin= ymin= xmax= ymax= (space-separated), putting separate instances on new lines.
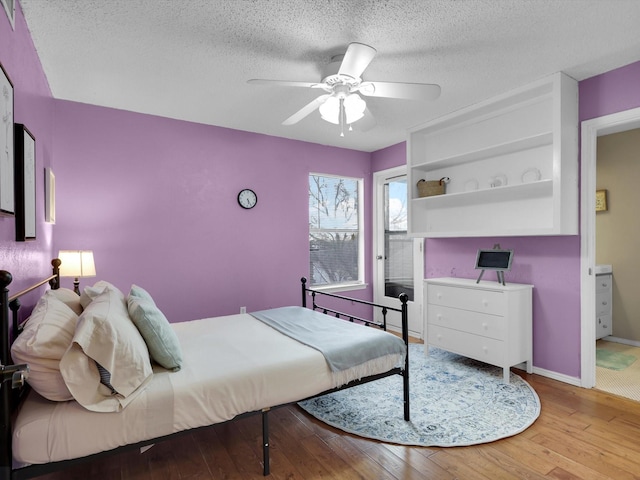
xmin=579 ymin=61 xmax=640 ymax=121
xmin=370 ymin=141 xmax=406 ymax=172
xmin=0 ymin=4 xmax=54 ymax=312
xmin=51 ymin=101 xmax=373 ymax=322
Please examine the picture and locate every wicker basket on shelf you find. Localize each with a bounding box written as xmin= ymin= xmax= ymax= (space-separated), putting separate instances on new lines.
xmin=417 ymin=178 xmax=447 ymax=198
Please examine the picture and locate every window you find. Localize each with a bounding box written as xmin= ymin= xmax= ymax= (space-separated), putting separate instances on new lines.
xmin=309 ymin=173 xmax=364 ymax=289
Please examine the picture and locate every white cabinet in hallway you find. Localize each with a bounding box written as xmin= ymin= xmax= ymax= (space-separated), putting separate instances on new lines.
xmin=595 ymin=265 xmax=613 ymax=340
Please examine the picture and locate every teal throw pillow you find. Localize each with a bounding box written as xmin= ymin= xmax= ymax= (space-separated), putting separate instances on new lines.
xmin=127 ymin=294 xmax=183 ymax=371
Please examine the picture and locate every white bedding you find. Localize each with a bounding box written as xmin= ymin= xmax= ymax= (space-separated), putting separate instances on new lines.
xmin=13 ymin=311 xmax=404 ymax=465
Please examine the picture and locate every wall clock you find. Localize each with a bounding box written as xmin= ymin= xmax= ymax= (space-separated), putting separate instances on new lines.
xmin=238 ymin=188 xmax=257 ymax=209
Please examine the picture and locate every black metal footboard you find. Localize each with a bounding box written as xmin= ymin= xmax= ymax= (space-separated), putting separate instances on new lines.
xmin=300 ymin=277 xmax=410 ymax=422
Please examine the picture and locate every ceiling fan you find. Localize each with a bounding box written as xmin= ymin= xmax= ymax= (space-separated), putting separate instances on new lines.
xmin=247 ymin=42 xmax=441 ymax=136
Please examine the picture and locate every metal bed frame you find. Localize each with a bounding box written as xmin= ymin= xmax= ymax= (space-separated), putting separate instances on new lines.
xmin=1 ymin=264 xmax=409 ymax=479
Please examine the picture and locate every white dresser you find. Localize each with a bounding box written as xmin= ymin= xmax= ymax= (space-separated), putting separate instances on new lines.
xmin=424 ymin=278 xmax=533 ymax=383
xmin=595 ymin=265 xmax=613 ymax=339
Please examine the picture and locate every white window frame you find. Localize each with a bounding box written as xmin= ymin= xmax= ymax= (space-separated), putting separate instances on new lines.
xmin=309 ymin=172 xmax=365 ymax=292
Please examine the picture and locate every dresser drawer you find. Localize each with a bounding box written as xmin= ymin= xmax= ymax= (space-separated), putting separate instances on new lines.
xmin=427 ymin=305 xmax=506 ymax=340
xmin=596 ymin=274 xmax=612 ymax=293
xmin=596 ymin=292 xmax=611 ymax=316
xmin=427 ymin=284 xmax=505 ymax=316
xmin=428 ymin=325 xmax=505 ymax=366
xmin=596 ymin=314 xmax=612 ymax=339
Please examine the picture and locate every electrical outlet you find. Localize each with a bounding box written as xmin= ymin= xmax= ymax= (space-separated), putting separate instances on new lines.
xmin=240 ymin=306 xmax=246 ymax=314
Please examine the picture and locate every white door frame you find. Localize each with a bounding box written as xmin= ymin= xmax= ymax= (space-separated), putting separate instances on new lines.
xmin=580 ymin=106 xmax=640 ymax=387
xmin=373 ymin=165 xmax=424 ymax=338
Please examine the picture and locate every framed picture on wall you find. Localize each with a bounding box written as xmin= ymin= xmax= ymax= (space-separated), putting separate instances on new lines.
xmin=595 ymin=189 xmax=608 ymax=212
xmin=45 ymin=167 xmax=55 ymax=223
xmin=0 ymin=0 xmax=14 ymax=30
xmin=15 ymin=124 xmax=36 ymax=241
xmin=0 ymin=62 xmax=14 ymax=216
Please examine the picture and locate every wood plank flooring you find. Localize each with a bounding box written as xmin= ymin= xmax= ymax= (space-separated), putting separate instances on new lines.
xmin=32 ymin=372 xmax=640 ymax=480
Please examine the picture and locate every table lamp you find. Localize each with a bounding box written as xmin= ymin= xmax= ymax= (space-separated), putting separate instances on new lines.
xmin=58 ymin=250 xmax=96 ymax=295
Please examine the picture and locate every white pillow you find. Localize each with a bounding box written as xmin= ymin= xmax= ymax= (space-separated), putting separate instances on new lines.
xmin=11 ymin=295 xmax=78 ymax=401
xmin=79 ymin=280 xmax=125 ymax=309
xmin=60 ymin=288 xmax=153 ymax=412
xmin=46 ymin=288 xmax=83 ymax=315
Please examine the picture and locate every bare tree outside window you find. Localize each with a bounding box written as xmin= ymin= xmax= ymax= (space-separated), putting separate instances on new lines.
xmin=309 ymin=174 xmax=362 ymax=287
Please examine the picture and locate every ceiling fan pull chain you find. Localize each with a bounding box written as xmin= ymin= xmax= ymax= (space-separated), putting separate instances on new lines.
xmin=340 ymin=97 xmax=345 ymax=137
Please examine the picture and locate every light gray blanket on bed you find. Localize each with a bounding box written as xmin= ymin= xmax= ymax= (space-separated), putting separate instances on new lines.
xmin=250 ymin=306 xmax=406 ymax=372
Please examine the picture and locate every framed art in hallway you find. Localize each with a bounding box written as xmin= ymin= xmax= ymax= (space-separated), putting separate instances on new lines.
xmin=0 ymin=62 xmax=14 ymax=216
xmin=596 ymin=189 xmax=608 ymax=212
xmin=15 ymin=124 xmax=36 ymax=241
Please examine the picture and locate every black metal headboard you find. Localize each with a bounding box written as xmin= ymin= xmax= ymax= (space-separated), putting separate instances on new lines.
xmin=1 ymin=258 xmax=60 ymax=480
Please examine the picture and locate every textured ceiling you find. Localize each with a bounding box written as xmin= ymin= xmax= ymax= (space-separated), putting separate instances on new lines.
xmin=19 ymin=0 xmax=640 ymax=152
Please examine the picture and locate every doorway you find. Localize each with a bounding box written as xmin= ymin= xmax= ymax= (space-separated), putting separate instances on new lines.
xmin=580 ymin=106 xmax=640 ymax=389
xmin=373 ymin=166 xmax=424 ymax=338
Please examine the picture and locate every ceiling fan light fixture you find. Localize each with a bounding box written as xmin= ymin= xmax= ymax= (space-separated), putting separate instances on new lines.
xmin=319 ymin=95 xmax=340 ymax=124
xmin=249 ymin=41 xmax=440 ymax=133
xmin=344 ymin=93 xmax=366 ymax=124
xmin=319 ymin=93 xmax=366 ymax=126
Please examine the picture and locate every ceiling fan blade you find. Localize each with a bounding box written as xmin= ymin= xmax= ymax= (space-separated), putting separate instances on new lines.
xmin=359 ymin=81 xmax=441 ymax=101
xmin=247 ymin=79 xmax=320 ymax=88
xmin=338 ymin=42 xmax=377 ymax=80
xmin=282 ymin=94 xmax=331 ymax=125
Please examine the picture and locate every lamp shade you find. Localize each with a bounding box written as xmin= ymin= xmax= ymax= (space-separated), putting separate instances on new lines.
xmin=58 ymin=250 xmax=96 ymax=278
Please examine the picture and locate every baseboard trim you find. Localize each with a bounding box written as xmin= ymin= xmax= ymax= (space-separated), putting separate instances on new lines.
xmin=513 ymin=363 xmax=582 ymax=387
xmin=603 ymin=336 xmax=640 ymax=348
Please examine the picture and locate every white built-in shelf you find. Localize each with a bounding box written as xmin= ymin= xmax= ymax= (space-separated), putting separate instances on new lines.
xmin=413 ymin=179 xmax=553 ymax=209
xmin=410 ymin=133 xmax=554 ymax=171
xmin=407 ymin=72 xmax=578 ymax=237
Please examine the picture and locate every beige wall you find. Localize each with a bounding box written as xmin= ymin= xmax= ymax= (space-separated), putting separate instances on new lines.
xmin=596 ymin=128 xmax=640 ymax=342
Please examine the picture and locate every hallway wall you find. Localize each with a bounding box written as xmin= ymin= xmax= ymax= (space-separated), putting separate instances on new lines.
xmin=596 ymin=128 xmax=640 ymax=342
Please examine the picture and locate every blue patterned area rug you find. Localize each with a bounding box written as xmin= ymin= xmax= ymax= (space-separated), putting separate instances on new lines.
xmin=298 ymin=344 xmax=540 ymax=447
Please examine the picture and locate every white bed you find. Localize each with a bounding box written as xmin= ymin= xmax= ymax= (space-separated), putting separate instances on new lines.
xmin=1 ymin=264 xmax=410 ymax=479
xmin=13 ymin=312 xmax=403 ymax=465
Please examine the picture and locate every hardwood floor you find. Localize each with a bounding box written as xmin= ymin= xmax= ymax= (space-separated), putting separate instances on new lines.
xmin=32 ymin=372 xmax=640 ymax=480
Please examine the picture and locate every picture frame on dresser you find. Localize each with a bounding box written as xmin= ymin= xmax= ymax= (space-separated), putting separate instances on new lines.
xmin=0 ymin=61 xmax=14 ymax=216
xmin=15 ymin=124 xmax=36 ymax=241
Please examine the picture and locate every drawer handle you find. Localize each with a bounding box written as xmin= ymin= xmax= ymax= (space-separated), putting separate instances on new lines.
xmin=601 ymin=301 xmax=608 ymax=306
xmin=482 ymin=300 xmax=489 ymax=307
xmin=482 ymin=322 xmax=488 ymax=329
xmin=437 ymin=334 xmax=442 ymax=341
xmin=483 ymin=346 xmax=488 ymax=353
xmin=437 ymin=293 xmax=442 ymax=299
xmin=437 ymin=314 xmax=443 ymax=321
